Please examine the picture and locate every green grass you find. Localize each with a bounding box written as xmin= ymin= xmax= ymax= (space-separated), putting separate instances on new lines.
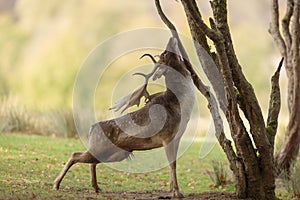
xmin=0 ymin=134 xmax=290 ymax=199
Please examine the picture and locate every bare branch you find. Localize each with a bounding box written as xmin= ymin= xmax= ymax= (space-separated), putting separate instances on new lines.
xmin=179 ymin=0 xmax=227 ymax=112
xmin=281 ymin=0 xmax=294 ymax=50
xmin=290 ymin=0 xmax=300 ymax=116
xmin=269 ymin=0 xmax=287 ymax=56
xmin=156 ymin=0 xmax=238 ymax=172
xmin=291 ymin=0 xmax=300 ymax=59
xmin=210 ymin=0 xmax=273 ymax=154
xmin=155 ymin=0 xmax=188 ymax=60
xmin=156 ymin=0 xmax=222 ymax=100
xmin=266 ymin=58 xmax=283 ymax=150
xmin=179 ymin=1 xmax=211 ymax=53
xmin=200 ymin=83 xmax=240 ymax=176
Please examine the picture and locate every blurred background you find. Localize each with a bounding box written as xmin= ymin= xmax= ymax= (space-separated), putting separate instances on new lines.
xmin=0 ymin=0 xmax=288 ymax=139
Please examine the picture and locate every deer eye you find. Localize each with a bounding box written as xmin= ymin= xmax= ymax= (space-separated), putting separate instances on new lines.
xmin=163 ymin=53 xmax=168 ymax=60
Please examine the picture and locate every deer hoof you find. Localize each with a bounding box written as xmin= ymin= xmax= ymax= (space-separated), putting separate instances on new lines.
xmin=94 ymin=188 xmax=101 ymax=193
xmin=172 ymin=191 xmax=184 ymax=198
xmin=53 ymin=184 xmax=59 ymax=190
xmin=173 ymin=192 xmax=184 ymax=199
xmin=93 ymin=185 xmax=101 ymax=193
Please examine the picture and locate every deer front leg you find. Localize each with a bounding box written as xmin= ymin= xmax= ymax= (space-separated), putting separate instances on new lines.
xmin=53 ymin=151 xmax=99 ymax=191
xmin=164 ymin=140 xmax=183 ymax=198
xmin=53 ymin=152 xmax=80 ymax=190
xmin=90 ymin=163 xmax=100 ymax=192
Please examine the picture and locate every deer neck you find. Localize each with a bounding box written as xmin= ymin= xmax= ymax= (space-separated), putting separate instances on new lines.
xmin=164 ymin=68 xmax=195 ymax=117
xmin=165 ymin=69 xmax=194 ymax=97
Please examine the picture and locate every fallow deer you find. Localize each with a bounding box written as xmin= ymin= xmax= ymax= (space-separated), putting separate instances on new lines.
xmin=53 ymin=37 xmax=195 ymax=198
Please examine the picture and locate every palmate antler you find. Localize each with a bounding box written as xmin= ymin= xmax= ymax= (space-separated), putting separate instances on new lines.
xmin=109 ymin=54 xmax=160 ymax=113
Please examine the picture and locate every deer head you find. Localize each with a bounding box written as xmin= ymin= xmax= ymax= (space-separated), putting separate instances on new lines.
xmin=110 ymin=37 xmax=183 ymax=113
xmin=109 ymin=53 xmax=159 ymax=113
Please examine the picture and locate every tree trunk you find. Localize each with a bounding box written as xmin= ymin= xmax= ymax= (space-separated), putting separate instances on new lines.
xmin=178 ymin=0 xmax=281 ymax=199
xmin=155 ymin=0 xmax=282 ymax=198
xmin=269 ymin=0 xmax=300 ymax=174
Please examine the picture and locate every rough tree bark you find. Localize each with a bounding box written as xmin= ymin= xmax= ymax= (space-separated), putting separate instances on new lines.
xmin=269 ymin=0 xmax=300 ymax=175
xmin=155 ymin=0 xmax=283 ymax=199
xmin=154 ymin=3 xmax=240 ymax=194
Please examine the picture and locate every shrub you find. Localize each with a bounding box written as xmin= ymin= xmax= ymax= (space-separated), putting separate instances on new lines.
xmin=283 ymin=161 xmax=300 ymax=198
xmin=0 ymin=96 xmax=77 ymax=138
xmin=206 ymin=160 xmax=230 ymax=187
xmin=0 ymin=96 xmax=34 ymax=133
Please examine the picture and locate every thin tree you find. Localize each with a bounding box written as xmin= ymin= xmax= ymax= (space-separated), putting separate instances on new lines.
xmin=155 ymin=0 xmax=282 ymax=199
xmin=269 ymin=0 xmax=300 ymax=175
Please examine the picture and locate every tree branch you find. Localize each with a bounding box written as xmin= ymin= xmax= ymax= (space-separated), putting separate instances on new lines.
xmin=269 ymin=0 xmax=287 ymax=57
xmin=155 ymin=0 xmax=238 ymax=173
xmin=210 ymin=0 xmax=273 ymax=155
xmin=180 ymin=0 xmax=222 ymax=42
xmin=281 ymin=0 xmax=294 ymax=50
xmin=289 ymin=0 xmax=300 ymax=123
xmin=155 ymin=0 xmax=190 ymax=62
xmin=180 ymin=0 xmax=227 ymax=112
xmin=266 ymin=58 xmax=283 ymax=151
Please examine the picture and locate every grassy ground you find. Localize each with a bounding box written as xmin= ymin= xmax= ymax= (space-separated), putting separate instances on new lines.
xmin=0 ymin=134 xmax=290 ymax=199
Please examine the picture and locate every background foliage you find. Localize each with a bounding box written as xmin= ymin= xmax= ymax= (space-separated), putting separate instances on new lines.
xmin=0 ymin=0 xmax=288 ymax=136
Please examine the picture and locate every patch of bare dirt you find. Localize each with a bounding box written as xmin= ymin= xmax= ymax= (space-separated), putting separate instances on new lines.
xmin=100 ymin=190 xmax=254 ymax=200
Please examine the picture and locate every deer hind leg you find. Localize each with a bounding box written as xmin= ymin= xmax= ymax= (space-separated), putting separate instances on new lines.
xmin=53 ymin=151 xmax=99 ymax=191
xmin=164 ymin=139 xmax=183 ymax=198
xmin=90 ymin=163 xmax=100 ymax=192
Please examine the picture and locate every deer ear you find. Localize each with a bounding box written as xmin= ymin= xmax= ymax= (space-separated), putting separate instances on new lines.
xmin=173 ymin=39 xmax=181 ymax=57
xmin=166 ymin=37 xmax=181 ymax=60
xmin=171 ymin=38 xmax=181 ymax=60
xmin=109 ymin=84 xmax=149 ymax=113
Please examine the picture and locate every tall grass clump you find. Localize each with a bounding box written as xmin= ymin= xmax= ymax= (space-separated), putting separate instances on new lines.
xmin=206 ymin=160 xmax=231 ymax=187
xmin=0 ymin=96 xmax=77 ymax=138
xmin=0 ymin=96 xmax=34 ymax=133
xmin=51 ymin=110 xmax=78 ymax=138
xmin=282 ymin=161 xmax=300 ymax=198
